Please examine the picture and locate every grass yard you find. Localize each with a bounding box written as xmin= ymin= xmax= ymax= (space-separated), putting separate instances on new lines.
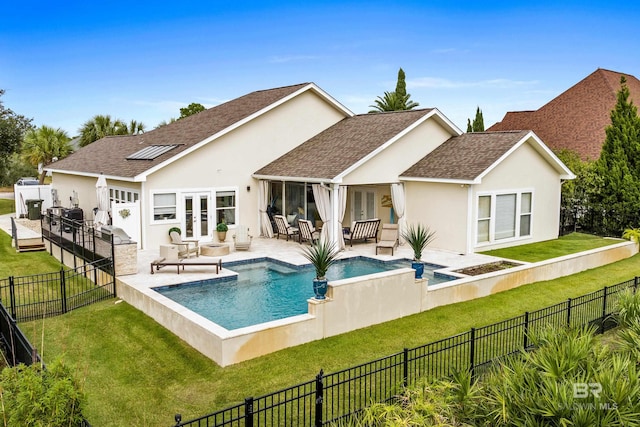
xmin=0 ymin=229 xmax=62 ymax=278
xmin=19 ymin=250 xmax=640 ymax=426
xmin=0 ymin=199 xmax=15 ymax=216
xmin=480 ymin=232 xmax=621 ymax=262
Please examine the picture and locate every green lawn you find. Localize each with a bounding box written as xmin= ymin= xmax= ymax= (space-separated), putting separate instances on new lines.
xmin=0 ymin=198 xmax=15 ymax=216
xmin=480 ymin=232 xmax=621 ymax=262
xmin=0 ymin=230 xmax=62 ymax=278
xmin=19 ymin=249 xmax=640 ymax=426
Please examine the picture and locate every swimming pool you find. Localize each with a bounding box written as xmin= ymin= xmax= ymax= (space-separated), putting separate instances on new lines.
xmin=154 ymin=257 xmax=452 ymax=330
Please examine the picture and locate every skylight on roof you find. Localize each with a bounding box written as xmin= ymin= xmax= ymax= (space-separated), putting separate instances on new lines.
xmin=126 ymin=145 xmax=179 ymax=160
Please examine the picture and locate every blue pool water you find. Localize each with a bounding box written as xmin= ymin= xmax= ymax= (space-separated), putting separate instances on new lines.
xmin=154 ymin=257 xmax=452 ymax=330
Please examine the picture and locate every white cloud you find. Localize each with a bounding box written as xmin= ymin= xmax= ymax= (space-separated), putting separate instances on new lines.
xmin=408 ymin=77 xmax=539 ymax=90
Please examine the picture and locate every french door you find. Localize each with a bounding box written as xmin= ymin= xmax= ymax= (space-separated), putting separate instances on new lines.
xmin=352 ymin=188 xmax=376 ymax=221
xmin=183 ymin=193 xmax=210 ymax=240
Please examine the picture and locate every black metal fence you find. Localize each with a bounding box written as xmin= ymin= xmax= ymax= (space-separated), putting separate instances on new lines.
xmin=0 ymin=258 xmax=116 ymax=323
xmin=175 ymin=277 xmax=639 ymax=427
xmin=41 ymin=212 xmax=114 ymax=269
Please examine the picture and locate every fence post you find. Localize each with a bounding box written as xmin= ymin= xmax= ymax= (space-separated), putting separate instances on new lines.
xmin=60 ymin=268 xmax=67 ymax=314
xmin=403 ymin=348 xmax=409 ymax=388
xmin=315 ymin=369 xmax=324 ymax=427
xmin=469 ymin=328 xmax=476 ymax=381
xmin=634 ymin=277 xmax=639 ymax=294
xmin=8 ymin=276 xmax=17 ymax=320
xmin=244 ymin=397 xmax=254 ymax=427
xmin=523 ymin=312 xmax=529 ymax=350
xmin=566 ymin=298 xmax=572 ymax=327
xmin=601 ymin=286 xmax=608 ymax=334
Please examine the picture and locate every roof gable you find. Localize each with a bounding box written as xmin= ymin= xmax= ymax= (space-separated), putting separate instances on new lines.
xmin=47 ymin=83 xmax=352 ymax=180
xmin=254 ymin=109 xmax=460 ymax=182
xmin=488 ymin=68 xmax=640 ymax=160
xmin=400 ymin=130 xmax=574 ymax=183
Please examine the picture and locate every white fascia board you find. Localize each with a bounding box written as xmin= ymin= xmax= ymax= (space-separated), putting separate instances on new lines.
xmin=399 ymin=176 xmax=478 ymax=185
xmin=475 ymin=131 xmax=576 ymax=182
xmin=136 ymin=83 xmax=354 ymax=182
xmin=335 ymin=109 xmax=460 ymax=181
xmin=46 ymin=168 xmax=137 ymax=183
xmin=252 ymin=173 xmax=340 ymax=184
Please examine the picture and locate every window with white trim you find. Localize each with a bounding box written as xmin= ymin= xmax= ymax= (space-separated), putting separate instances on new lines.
xmin=109 ymin=187 xmax=140 ymax=204
xmin=215 ymin=190 xmax=236 ymax=226
xmin=153 ymin=193 xmax=177 ymax=221
xmin=477 ymin=191 xmax=532 ymax=244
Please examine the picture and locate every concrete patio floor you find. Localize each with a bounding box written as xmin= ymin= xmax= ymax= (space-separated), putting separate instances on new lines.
xmin=0 ymin=213 xmax=501 ymax=291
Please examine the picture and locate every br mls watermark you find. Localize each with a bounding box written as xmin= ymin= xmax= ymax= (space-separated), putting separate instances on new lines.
xmin=571 ymin=383 xmax=618 ymax=411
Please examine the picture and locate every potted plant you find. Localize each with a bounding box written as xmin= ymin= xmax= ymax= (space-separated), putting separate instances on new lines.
xmin=301 ymin=239 xmax=339 ymax=300
xmin=216 ymin=222 xmax=228 ymax=242
xmin=168 ymin=227 xmax=181 ymax=237
xmin=401 ymin=223 xmax=436 ymax=279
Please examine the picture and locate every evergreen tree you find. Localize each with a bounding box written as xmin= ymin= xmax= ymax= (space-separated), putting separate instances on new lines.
xmin=0 ymin=89 xmax=33 ymax=185
xmin=179 ymin=102 xmax=205 ymax=119
xmin=466 ymin=106 xmax=485 ymax=132
xmin=369 ymin=68 xmax=419 ymax=113
xmin=593 ymin=77 xmax=640 ymax=235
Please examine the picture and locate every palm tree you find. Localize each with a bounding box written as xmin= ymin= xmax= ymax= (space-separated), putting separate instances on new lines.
xmin=369 ymin=68 xmax=420 ymax=113
xmin=126 ymin=119 xmax=145 ymax=135
xmin=78 ymin=114 xmax=137 ymax=147
xmin=21 ymin=125 xmax=72 ymax=183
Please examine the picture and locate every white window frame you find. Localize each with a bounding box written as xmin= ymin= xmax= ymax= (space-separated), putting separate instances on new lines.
xmin=475 ymin=189 xmax=534 ymax=247
xmin=109 ymin=186 xmax=140 ymax=205
xmin=214 ymin=187 xmax=239 ymax=229
xmin=151 ymin=191 xmax=178 ymax=223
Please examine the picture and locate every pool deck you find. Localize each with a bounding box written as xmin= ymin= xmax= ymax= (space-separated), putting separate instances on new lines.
xmin=0 ymin=212 xmax=501 ymax=290
xmin=125 ymin=235 xmax=502 ymax=290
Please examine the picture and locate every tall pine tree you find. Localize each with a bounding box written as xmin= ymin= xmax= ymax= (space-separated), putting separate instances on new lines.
xmin=593 ymin=76 xmax=640 ymax=235
xmin=466 ymin=107 xmax=485 ymax=132
xmin=369 ymin=68 xmax=419 ymax=113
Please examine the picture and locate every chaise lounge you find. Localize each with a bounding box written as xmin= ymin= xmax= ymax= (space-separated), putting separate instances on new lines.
xmin=344 ymin=218 xmax=381 ymax=247
xmin=150 ymin=257 xmax=223 ymax=274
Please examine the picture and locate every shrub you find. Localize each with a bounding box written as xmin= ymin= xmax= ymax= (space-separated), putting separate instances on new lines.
xmin=0 ymin=359 xmax=85 ymax=426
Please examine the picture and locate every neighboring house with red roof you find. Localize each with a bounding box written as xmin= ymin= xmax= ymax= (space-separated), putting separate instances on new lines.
xmin=488 ymin=68 xmax=640 ymax=160
xmin=47 ymin=82 xmax=573 ymax=255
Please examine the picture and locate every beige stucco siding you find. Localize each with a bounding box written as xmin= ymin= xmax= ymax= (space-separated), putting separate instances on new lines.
xmin=472 ymin=141 xmax=562 ymax=251
xmin=404 ymin=181 xmax=469 ymax=254
xmin=143 ymin=90 xmax=346 ymax=249
xmin=341 ymin=117 xmax=453 ymax=185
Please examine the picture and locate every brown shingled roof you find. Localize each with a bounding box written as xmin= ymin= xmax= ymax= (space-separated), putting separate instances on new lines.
xmin=400 ymin=131 xmax=530 ymax=181
xmin=48 ymin=83 xmax=311 ymax=179
xmin=254 ymin=109 xmax=435 ymax=180
xmin=488 ymin=69 xmax=640 ymax=160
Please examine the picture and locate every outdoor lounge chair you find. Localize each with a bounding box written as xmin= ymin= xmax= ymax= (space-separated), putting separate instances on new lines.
xmin=344 ymin=218 xmax=381 ymax=247
xmin=298 ymin=219 xmax=320 ymax=245
xmin=376 ymin=223 xmax=399 ymax=255
xmin=150 ymin=257 xmax=222 ymax=274
xmin=273 ymin=214 xmax=299 ymax=241
xmin=169 ymin=231 xmax=200 ymax=258
xmin=233 ymin=225 xmax=252 ymax=250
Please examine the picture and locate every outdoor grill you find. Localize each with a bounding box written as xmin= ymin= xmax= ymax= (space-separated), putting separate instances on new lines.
xmin=100 ymin=225 xmax=133 ymax=244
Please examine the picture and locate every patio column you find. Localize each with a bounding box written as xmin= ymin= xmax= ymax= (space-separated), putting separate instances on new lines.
xmin=331 ymin=183 xmax=341 ymax=249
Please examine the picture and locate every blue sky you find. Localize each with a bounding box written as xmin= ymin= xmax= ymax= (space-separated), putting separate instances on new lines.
xmin=2 ymin=1 xmax=639 ymax=136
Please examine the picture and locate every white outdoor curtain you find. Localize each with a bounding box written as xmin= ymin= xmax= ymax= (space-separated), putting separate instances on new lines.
xmin=94 ymin=175 xmax=110 ymax=230
xmin=312 ymin=184 xmax=332 ymax=242
xmin=391 ymin=183 xmax=406 ymax=243
xmin=337 ymin=185 xmax=347 ymax=250
xmin=259 ymin=180 xmax=274 ymax=237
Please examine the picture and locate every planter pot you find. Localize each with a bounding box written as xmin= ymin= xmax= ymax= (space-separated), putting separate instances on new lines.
xmin=217 ymin=231 xmax=227 ymax=242
xmin=411 ymin=261 xmax=425 ymax=279
xmin=313 ymin=278 xmax=328 ymax=300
